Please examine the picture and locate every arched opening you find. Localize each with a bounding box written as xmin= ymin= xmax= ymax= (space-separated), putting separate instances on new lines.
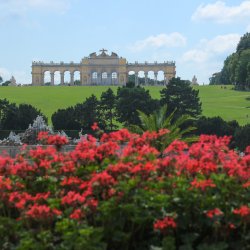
xmin=74 ymin=71 xmax=81 ymax=86
xmin=92 ymin=72 xmax=98 ymax=85
xmin=157 ymin=71 xmax=165 ymax=85
xmin=102 ymin=72 xmax=108 ymax=85
xmin=111 ymin=72 xmax=118 ymax=85
xmin=44 ymin=71 xmax=51 ymax=86
xmin=64 ymin=71 xmax=71 ymax=86
xmin=147 ymin=71 xmax=155 ymax=85
xmin=138 ymin=71 xmax=145 ymax=86
xmin=54 ymin=71 xmax=60 ymax=85
xmin=128 ymin=71 xmax=135 ymax=85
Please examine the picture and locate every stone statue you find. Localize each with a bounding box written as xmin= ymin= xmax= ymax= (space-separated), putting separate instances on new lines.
xmin=10 ymin=76 xmax=17 ymax=86
xmin=192 ymin=75 xmax=199 ymax=85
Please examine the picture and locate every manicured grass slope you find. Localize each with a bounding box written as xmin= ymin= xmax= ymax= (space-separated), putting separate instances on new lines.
xmin=0 ymin=85 xmax=249 ymax=125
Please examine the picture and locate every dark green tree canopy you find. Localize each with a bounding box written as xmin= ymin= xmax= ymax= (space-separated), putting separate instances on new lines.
xmin=236 ymin=32 xmax=250 ymax=52
xmin=0 ymin=99 xmax=47 ymax=130
xmin=209 ymin=32 xmax=250 ymax=90
xmin=100 ymin=88 xmax=117 ymax=131
xmin=116 ymin=86 xmax=159 ymax=126
xmin=160 ymin=77 xmax=202 ymax=118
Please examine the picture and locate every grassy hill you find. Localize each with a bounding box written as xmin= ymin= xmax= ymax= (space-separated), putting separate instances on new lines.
xmin=0 ymin=85 xmax=249 ymax=125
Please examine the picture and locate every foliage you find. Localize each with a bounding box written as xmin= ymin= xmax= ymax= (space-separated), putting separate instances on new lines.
xmin=196 ymin=116 xmax=239 ymax=137
xmin=129 ymin=105 xmax=197 ymax=151
xmin=0 ymin=99 xmax=47 ymax=130
xmin=52 ymin=107 xmax=81 ymax=130
xmin=116 ymin=86 xmax=159 ymax=126
xmin=0 ymin=76 xmax=3 ymax=84
xmin=209 ymin=32 xmax=250 ymax=90
xmin=160 ymin=77 xmax=202 ymax=119
xmin=237 ymin=32 xmax=250 ymax=52
xmin=99 ymin=88 xmax=117 ymax=131
xmin=0 ymin=130 xmax=249 ymax=249
xmin=0 ymin=86 xmax=249 ymax=125
xmin=234 ymin=124 xmax=250 ymax=151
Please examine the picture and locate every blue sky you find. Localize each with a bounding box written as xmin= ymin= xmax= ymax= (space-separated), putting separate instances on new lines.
xmin=0 ymin=0 xmax=250 ymax=84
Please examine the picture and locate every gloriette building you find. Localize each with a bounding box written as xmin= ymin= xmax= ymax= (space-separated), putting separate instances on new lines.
xmin=32 ymin=49 xmax=176 ymax=86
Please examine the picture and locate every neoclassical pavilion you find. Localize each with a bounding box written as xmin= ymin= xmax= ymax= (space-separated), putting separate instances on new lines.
xmin=32 ymin=49 xmax=176 ymax=86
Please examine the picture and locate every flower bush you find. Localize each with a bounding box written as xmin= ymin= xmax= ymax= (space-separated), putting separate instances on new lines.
xmin=0 ymin=129 xmax=249 ymax=249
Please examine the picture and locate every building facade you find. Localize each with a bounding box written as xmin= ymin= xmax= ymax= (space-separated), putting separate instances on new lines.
xmin=32 ymin=49 xmax=176 ymax=86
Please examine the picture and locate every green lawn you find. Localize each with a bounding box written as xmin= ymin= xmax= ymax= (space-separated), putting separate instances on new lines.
xmin=0 ymin=85 xmax=249 ymax=125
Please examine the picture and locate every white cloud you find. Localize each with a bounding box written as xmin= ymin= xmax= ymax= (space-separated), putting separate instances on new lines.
xmin=129 ymin=33 xmax=186 ymax=52
xmin=192 ymin=1 xmax=250 ymax=23
xmin=247 ymin=24 xmax=250 ymax=32
xmin=182 ymin=33 xmax=241 ymax=63
xmin=0 ymin=0 xmax=71 ymax=20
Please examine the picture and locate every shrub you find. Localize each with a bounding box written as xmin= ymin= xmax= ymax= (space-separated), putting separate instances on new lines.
xmin=0 ymin=129 xmax=249 ymax=249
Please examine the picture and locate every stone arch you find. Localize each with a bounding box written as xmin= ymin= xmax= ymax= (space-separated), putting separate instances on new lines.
xmin=53 ymin=71 xmax=61 ymax=85
xmin=92 ymin=72 xmax=98 ymax=85
xmin=157 ymin=70 xmax=165 ymax=85
xmin=138 ymin=70 xmax=145 ymax=85
xmin=147 ymin=70 xmax=155 ymax=85
xmin=43 ymin=70 xmax=51 ymax=86
xmin=111 ymin=72 xmax=118 ymax=85
xmin=128 ymin=70 xmax=136 ymax=85
xmin=64 ymin=71 xmax=71 ymax=86
xmin=73 ymin=71 xmax=81 ymax=85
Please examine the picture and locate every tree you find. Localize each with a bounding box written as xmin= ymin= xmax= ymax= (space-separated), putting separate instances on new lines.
xmin=0 ymin=76 xmax=3 ymax=84
xmin=100 ymin=88 xmax=117 ymax=131
xmin=129 ymin=105 xmax=197 ymax=151
xmin=74 ymin=95 xmax=103 ymax=130
xmin=210 ymin=32 xmax=250 ymax=89
xmin=195 ymin=116 xmax=239 ymax=137
xmin=234 ymin=124 xmax=250 ymax=151
xmin=116 ymin=86 xmax=159 ymax=126
xmin=236 ymin=32 xmax=250 ymax=52
xmin=17 ymin=104 xmax=47 ymax=130
xmin=0 ymin=99 xmax=47 ymax=130
xmin=160 ymin=77 xmax=202 ymax=119
xmin=52 ymin=107 xmax=81 ymax=130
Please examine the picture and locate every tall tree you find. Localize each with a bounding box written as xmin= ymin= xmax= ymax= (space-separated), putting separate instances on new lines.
xmin=52 ymin=107 xmax=80 ymax=130
xmin=116 ymin=86 xmax=159 ymax=126
xmin=160 ymin=77 xmax=202 ymax=119
xmin=100 ymin=88 xmax=117 ymax=131
xmin=75 ymin=95 xmax=103 ymax=130
xmin=0 ymin=76 xmax=3 ymax=84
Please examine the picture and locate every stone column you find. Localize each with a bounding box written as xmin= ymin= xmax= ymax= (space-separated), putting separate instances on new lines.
xmin=70 ymin=72 xmax=74 ymax=86
xmin=80 ymin=72 xmax=83 ymax=85
xmin=50 ymin=72 xmax=55 ymax=86
xmin=135 ymin=72 xmax=139 ymax=86
xmin=145 ymin=72 xmax=148 ymax=85
xmin=60 ymin=72 xmax=64 ymax=85
xmin=154 ymin=72 xmax=158 ymax=85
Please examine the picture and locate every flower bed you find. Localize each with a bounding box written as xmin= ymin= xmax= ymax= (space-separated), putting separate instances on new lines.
xmin=0 ymin=129 xmax=249 ymax=249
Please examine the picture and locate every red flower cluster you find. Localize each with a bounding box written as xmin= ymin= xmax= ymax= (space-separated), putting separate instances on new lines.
xmin=0 ymin=129 xmax=249 ymax=245
xmin=154 ymin=216 xmax=177 ymax=233
xmin=206 ymin=208 xmax=223 ymax=218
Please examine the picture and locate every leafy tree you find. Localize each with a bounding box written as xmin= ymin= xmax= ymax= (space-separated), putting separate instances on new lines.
xmin=116 ymin=86 xmax=159 ymax=126
xmin=195 ymin=116 xmax=239 ymax=137
xmin=75 ymin=95 xmax=103 ymax=130
xmin=210 ymin=32 xmax=250 ymax=89
xmin=0 ymin=99 xmax=47 ymax=130
xmin=52 ymin=107 xmax=81 ymax=130
xmin=100 ymin=88 xmax=117 ymax=131
xmin=17 ymin=104 xmax=47 ymax=130
xmin=160 ymin=77 xmax=202 ymax=119
xmin=234 ymin=124 xmax=250 ymax=151
xmin=2 ymin=81 xmax=11 ymax=86
xmin=236 ymin=32 xmax=250 ymax=52
xmin=0 ymin=76 xmax=3 ymax=84
xmin=129 ymin=105 xmax=197 ymax=151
